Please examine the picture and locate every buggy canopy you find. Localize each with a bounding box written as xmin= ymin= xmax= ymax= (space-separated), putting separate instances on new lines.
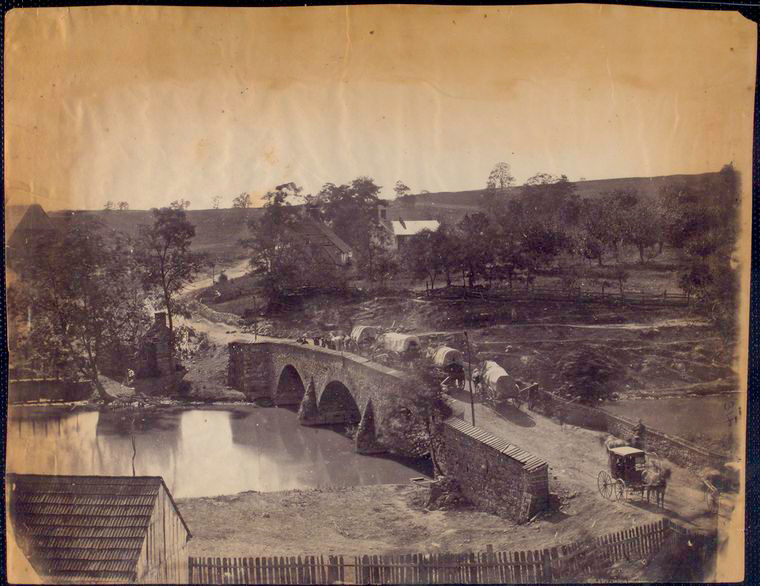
xmin=351 ymin=325 xmax=379 ymax=344
xmin=432 ymin=346 xmax=463 ymax=367
xmin=379 ymin=333 xmax=421 ymax=353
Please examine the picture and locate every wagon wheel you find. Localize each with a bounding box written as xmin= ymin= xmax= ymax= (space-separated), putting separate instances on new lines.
xmin=597 ymin=471 xmax=615 ymax=500
xmin=614 ymin=479 xmax=626 ymax=502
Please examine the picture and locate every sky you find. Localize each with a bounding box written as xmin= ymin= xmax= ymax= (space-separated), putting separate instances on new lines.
xmin=4 ymin=4 xmax=757 ymax=210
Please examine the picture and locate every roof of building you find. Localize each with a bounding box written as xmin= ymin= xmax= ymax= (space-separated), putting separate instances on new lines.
xmin=5 ymin=204 xmax=56 ymax=247
xmin=445 ymin=417 xmax=548 ymax=473
xmin=391 ymin=219 xmax=440 ymax=237
xmin=7 ymin=474 xmax=191 ymax=583
xmin=288 ymin=216 xmax=353 ymax=264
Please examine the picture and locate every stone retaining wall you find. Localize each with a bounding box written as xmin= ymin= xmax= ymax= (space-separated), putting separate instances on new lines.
xmin=531 ymin=388 xmax=730 ymax=470
xmin=439 ymin=417 xmax=549 ymax=523
xmin=8 ymin=379 xmax=92 ymax=403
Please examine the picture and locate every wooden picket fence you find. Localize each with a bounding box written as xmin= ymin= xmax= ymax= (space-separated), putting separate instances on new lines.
xmin=189 ymin=518 xmax=684 ymax=584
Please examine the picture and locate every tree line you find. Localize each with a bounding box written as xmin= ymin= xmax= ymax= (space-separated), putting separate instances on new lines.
xmin=241 ymin=163 xmax=739 ymax=336
xmin=8 ymin=202 xmax=207 ymax=400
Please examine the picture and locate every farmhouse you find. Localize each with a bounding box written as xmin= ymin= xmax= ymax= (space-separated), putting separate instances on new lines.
xmin=377 ymin=207 xmax=440 ymax=250
xmin=7 ymin=474 xmax=192 ymax=584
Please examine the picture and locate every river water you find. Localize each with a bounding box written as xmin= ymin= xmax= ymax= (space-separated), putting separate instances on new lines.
xmin=6 ymin=405 xmax=428 ymax=499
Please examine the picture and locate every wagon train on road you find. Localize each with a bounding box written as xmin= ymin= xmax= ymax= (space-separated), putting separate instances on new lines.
xmin=597 ymin=438 xmax=669 ymax=507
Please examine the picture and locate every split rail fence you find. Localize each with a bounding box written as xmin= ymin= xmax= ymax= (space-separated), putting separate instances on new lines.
xmin=429 ymin=286 xmax=689 ymax=307
xmin=189 ymin=518 xmax=683 ymax=584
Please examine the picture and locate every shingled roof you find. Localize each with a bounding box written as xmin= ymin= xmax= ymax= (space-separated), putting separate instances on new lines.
xmin=444 ymin=417 xmax=548 ymax=472
xmin=7 ymin=474 xmax=191 ymax=584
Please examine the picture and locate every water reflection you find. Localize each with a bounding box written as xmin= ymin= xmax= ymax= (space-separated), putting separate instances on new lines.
xmin=6 ymin=406 xmax=428 ymax=499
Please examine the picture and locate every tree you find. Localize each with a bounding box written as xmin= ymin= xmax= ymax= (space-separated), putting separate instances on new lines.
xmin=232 ymin=192 xmax=252 ymax=208
xmin=374 ymin=249 xmax=400 ymax=289
xmin=611 ymin=266 xmax=629 ymax=296
xmin=242 ymin=183 xmax=344 ymax=296
xmin=170 ymin=199 xmax=191 ymax=210
xmin=394 ymin=181 xmax=411 ymax=199
xmin=661 ymin=164 xmax=739 ymax=334
xmin=381 ymin=359 xmax=453 ymax=474
xmin=520 ymin=222 xmax=570 ymax=287
xmin=456 ymin=213 xmax=496 ymax=288
xmin=135 ymin=207 xmax=208 ymax=369
xmin=211 ymin=195 xmax=222 ymax=209
xmin=521 ymin=173 xmax=579 ymax=224
xmin=486 ymin=162 xmax=514 ymax=191
xmin=316 ymin=177 xmax=388 ymax=280
xmin=621 ymin=201 xmax=662 ymax=263
xmin=104 ymin=201 xmax=115 ymax=211
xmin=9 ymin=218 xmax=151 ymax=401
xmin=403 ymin=229 xmax=442 ymax=290
xmin=117 ymin=201 xmax=129 ymax=211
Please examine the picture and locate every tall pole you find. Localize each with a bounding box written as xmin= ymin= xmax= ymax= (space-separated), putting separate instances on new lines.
xmin=464 ymin=331 xmax=475 ymax=426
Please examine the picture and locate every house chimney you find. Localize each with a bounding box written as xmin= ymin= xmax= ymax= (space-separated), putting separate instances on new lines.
xmin=155 ymin=312 xmax=167 ymax=328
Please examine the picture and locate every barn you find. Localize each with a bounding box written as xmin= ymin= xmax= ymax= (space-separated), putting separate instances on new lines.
xmin=7 ymin=474 xmax=192 ymax=584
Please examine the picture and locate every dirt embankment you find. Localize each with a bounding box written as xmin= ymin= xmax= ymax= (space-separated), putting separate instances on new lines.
xmin=176 ymin=483 xmax=661 ymax=560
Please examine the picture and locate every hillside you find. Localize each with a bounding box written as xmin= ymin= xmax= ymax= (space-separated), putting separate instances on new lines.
xmin=48 ymin=208 xmax=263 ymax=262
xmin=401 ymin=170 xmax=721 ymax=209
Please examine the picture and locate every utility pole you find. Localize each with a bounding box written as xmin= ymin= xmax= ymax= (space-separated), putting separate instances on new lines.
xmin=464 ymin=331 xmax=475 ymax=426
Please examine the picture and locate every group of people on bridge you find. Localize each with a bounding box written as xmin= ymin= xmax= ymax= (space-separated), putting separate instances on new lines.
xmin=295 ymin=333 xmax=351 ymax=352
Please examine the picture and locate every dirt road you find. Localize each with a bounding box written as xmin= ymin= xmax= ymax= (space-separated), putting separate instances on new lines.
xmin=447 ymin=393 xmax=725 ymax=534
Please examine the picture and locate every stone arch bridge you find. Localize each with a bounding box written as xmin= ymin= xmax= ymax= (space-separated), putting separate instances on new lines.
xmin=227 ymin=338 xmax=550 ymax=522
xmin=227 ymin=340 xmax=415 ymax=453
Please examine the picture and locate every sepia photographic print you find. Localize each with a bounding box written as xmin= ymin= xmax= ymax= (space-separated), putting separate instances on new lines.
xmin=4 ymin=4 xmax=755 ymax=584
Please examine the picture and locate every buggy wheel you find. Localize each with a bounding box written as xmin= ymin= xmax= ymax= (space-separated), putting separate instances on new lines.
xmin=705 ymin=486 xmax=719 ymax=513
xmin=614 ymin=479 xmax=626 ymax=502
xmin=597 ymin=471 xmax=614 ymax=500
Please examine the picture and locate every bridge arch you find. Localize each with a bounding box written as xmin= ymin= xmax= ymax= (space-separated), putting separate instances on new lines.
xmin=318 ymin=381 xmax=361 ymax=425
xmin=274 ymin=364 xmax=306 ymax=405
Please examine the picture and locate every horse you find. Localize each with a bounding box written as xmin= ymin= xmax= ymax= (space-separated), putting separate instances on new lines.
xmin=602 ymin=435 xmax=628 ymax=451
xmin=643 ymin=467 xmax=671 ymax=508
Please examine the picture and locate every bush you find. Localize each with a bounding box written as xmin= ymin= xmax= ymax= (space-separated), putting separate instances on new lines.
xmin=558 ymin=349 xmax=620 ymax=403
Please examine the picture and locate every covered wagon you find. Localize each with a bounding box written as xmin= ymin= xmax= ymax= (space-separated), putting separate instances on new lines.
xmin=431 ymin=346 xmax=463 ymax=367
xmin=378 ymin=333 xmax=421 ymax=363
xmin=432 ymin=346 xmax=465 ymax=391
xmin=379 ymin=333 xmax=421 ymax=353
xmin=351 ymin=325 xmax=379 ymax=346
xmin=475 ymin=360 xmax=522 ymax=405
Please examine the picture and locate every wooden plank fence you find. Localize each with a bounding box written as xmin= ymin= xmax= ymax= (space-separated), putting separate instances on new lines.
xmin=189 ymin=518 xmax=686 ymax=584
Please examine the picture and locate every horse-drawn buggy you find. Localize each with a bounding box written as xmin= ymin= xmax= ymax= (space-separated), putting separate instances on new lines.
xmin=473 ymin=360 xmax=535 ymax=408
xmin=597 ymin=439 xmax=669 ymax=507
